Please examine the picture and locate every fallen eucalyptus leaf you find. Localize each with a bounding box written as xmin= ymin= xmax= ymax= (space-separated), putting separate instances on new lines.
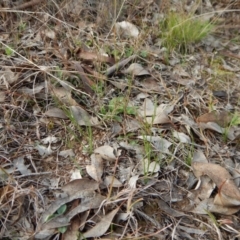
xmin=44 ymin=107 xmax=68 ymax=119
xmin=81 ymin=207 xmax=119 ymax=239
xmin=104 ymin=176 xmax=123 ymax=187
xmin=197 ymin=111 xmax=232 ymax=128
xmin=70 ymin=106 xmax=99 ymax=126
xmin=172 ymin=131 xmax=191 ymax=143
xmin=94 ymin=145 xmax=116 ymax=161
xmin=61 ymin=178 xmax=99 ymax=196
xmin=122 ymin=63 xmax=150 ymax=76
xmin=192 ymin=162 xmax=240 ymax=206
xmin=66 ymin=194 xmax=106 ymax=220
xmin=191 ymin=198 xmax=240 ymax=215
xmin=138 ymin=136 xmax=172 ymax=153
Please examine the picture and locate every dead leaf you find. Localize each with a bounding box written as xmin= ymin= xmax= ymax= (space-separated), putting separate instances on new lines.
xmin=172 ymin=131 xmax=191 ymax=143
xmin=0 ymin=91 xmax=5 ymax=102
xmin=17 ymin=83 xmax=45 ymax=96
xmin=73 ymin=62 xmax=95 ymax=95
xmin=128 ymin=175 xmax=139 ymax=188
xmin=70 ymin=106 xmax=99 ymax=126
xmin=41 ymin=28 xmax=56 ymax=40
xmin=66 ymin=194 xmax=106 ymax=220
xmin=198 ymin=122 xmax=224 ymax=134
xmin=70 ymin=169 xmax=82 ymax=180
xmin=44 ymin=107 xmax=68 ymax=119
xmin=51 ymin=87 xmax=78 ymax=106
xmin=62 ymin=215 xmax=80 ymax=240
xmin=41 ymin=136 xmax=59 ymax=144
xmin=40 ymin=190 xmax=96 ymax=224
xmin=13 ymin=156 xmax=32 ymax=175
xmin=86 ymin=163 xmax=102 ymax=182
xmin=115 ymin=21 xmax=139 ymax=38
xmin=82 ymin=65 xmax=107 ymax=82
xmin=104 ymin=176 xmax=123 ymax=187
xmin=94 ymin=145 xmax=116 ymax=161
xmin=197 ymin=111 xmax=232 ymax=128
xmin=193 ymin=150 xmax=208 ymax=163
xmin=61 ymin=178 xmax=99 ymax=196
xmin=81 ymin=207 xmax=119 ymax=239
xmin=122 ymin=63 xmax=150 ymax=76
xmin=157 ymin=199 xmax=185 ymax=217
xmin=139 ymin=78 xmax=163 ymax=92
xmin=192 ymin=162 xmax=240 ymax=206
xmin=105 ymin=54 xmax=137 ymax=77
xmin=140 ymin=159 xmax=160 ymax=174
xmin=192 ymin=198 xmax=240 ymax=215
xmin=35 ymin=144 xmax=53 ymax=157
xmin=138 ymin=98 xmax=172 ymax=124
xmin=148 ymin=161 xmax=160 ymax=173
xmin=138 ymin=136 xmax=172 ymax=153
xmin=173 ymin=65 xmax=190 ymax=78
xmin=59 ymin=149 xmax=75 ymax=158
xmin=35 ymin=216 xmax=70 ymax=239
xmin=0 ymin=67 xmax=19 ymax=89
xmin=78 ymin=51 xmax=114 ymax=64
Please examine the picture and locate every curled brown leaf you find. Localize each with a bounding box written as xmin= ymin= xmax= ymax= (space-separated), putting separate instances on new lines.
xmin=192 ymin=162 xmax=240 ymax=207
xmin=197 ymin=110 xmax=232 ymax=128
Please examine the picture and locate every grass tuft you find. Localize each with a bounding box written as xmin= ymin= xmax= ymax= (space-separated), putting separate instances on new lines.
xmin=159 ymin=12 xmax=214 ymax=53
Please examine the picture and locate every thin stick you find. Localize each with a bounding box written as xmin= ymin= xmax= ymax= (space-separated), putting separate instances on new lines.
xmin=13 ymin=0 xmax=45 ymax=10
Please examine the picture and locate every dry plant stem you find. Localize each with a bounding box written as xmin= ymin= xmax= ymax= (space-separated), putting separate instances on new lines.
xmin=107 ymin=155 xmax=119 ymax=199
xmin=171 ymin=218 xmax=181 ymax=240
xmin=15 ymin=172 xmax=51 ymax=178
xmin=134 ymin=208 xmax=161 ymax=228
xmin=122 ymin=224 xmax=172 ymax=240
xmin=105 ymin=54 xmax=137 ymax=76
xmin=219 ymin=51 xmax=240 ymax=60
xmin=13 ymin=0 xmax=45 ymax=10
xmin=0 ymin=41 xmax=90 ymax=97
xmin=105 ymin=0 xmax=127 ymax=39
xmin=73 ymin=62 xmax=95 ymax=95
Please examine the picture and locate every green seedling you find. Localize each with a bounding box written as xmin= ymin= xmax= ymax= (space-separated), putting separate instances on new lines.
xmin=45 ymin=204 xmax=67 ymax=222
xmin=109 ymin=97 xmax=136 ymax=115
xmin=124 ymin=47 xmax=135 ymax=57
xmin=45 ymin=204 xmax=68 ymax=234
xmin=100 ymin=96 xmax=137 ymax=121
xmin=5 ymin=46 xmax=14 ymax=56
xmin=139 ymin=50 xmax=148 ymax=58
xmin=222 ymin=112 xmax=240 ymax=142
xmin=18 ymin=21 xmax=27 ymax=32
xmin=52 ymin=95 xmax=94 ymax=154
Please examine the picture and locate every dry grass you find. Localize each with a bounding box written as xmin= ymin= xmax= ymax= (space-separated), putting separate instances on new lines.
xmin=0 ymin=0 xmax=240 ymax=239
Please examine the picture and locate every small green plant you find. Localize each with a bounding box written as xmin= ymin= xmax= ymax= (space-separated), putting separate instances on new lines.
xmin=100 ymin=96 xmax=137 ymax=121
xmin=52 ymin=95 xmax=94 ymax=154
xmin=124 ymin=46 xmax=134 ymax=57
xmin=222 ymin=112 xmax=240 ymax=142
xmin=45 ymin=204 xmax=67 ymax=222
xmin=92 ymin=81 xmax=105 ymax=97
xmin=139 ymin=50 xmax=148 ymax=58
xmin=45 ymin=204 xmax=68 ymax=234
xmin=5 ymin=46 xmax=14 ymax=56
xmin=109 ymin=97 xmax=136 ymax=115
xmin=184 ymin=144 xmax=194 ymax=166
xmin=159 ymin=12 xmax=214 ymax=53
xmin=18 ymin=21 xmax=27 ymax=32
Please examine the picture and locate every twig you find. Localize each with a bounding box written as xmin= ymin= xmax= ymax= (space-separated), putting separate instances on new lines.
xmin=13 ymin=0 xmax=45 ymax=10
xmin=105 ymin=54 xmax=137 ymax=77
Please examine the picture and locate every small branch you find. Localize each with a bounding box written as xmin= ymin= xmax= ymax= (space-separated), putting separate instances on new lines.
xmin=13 ymin=0 xmax=45 ymax=10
